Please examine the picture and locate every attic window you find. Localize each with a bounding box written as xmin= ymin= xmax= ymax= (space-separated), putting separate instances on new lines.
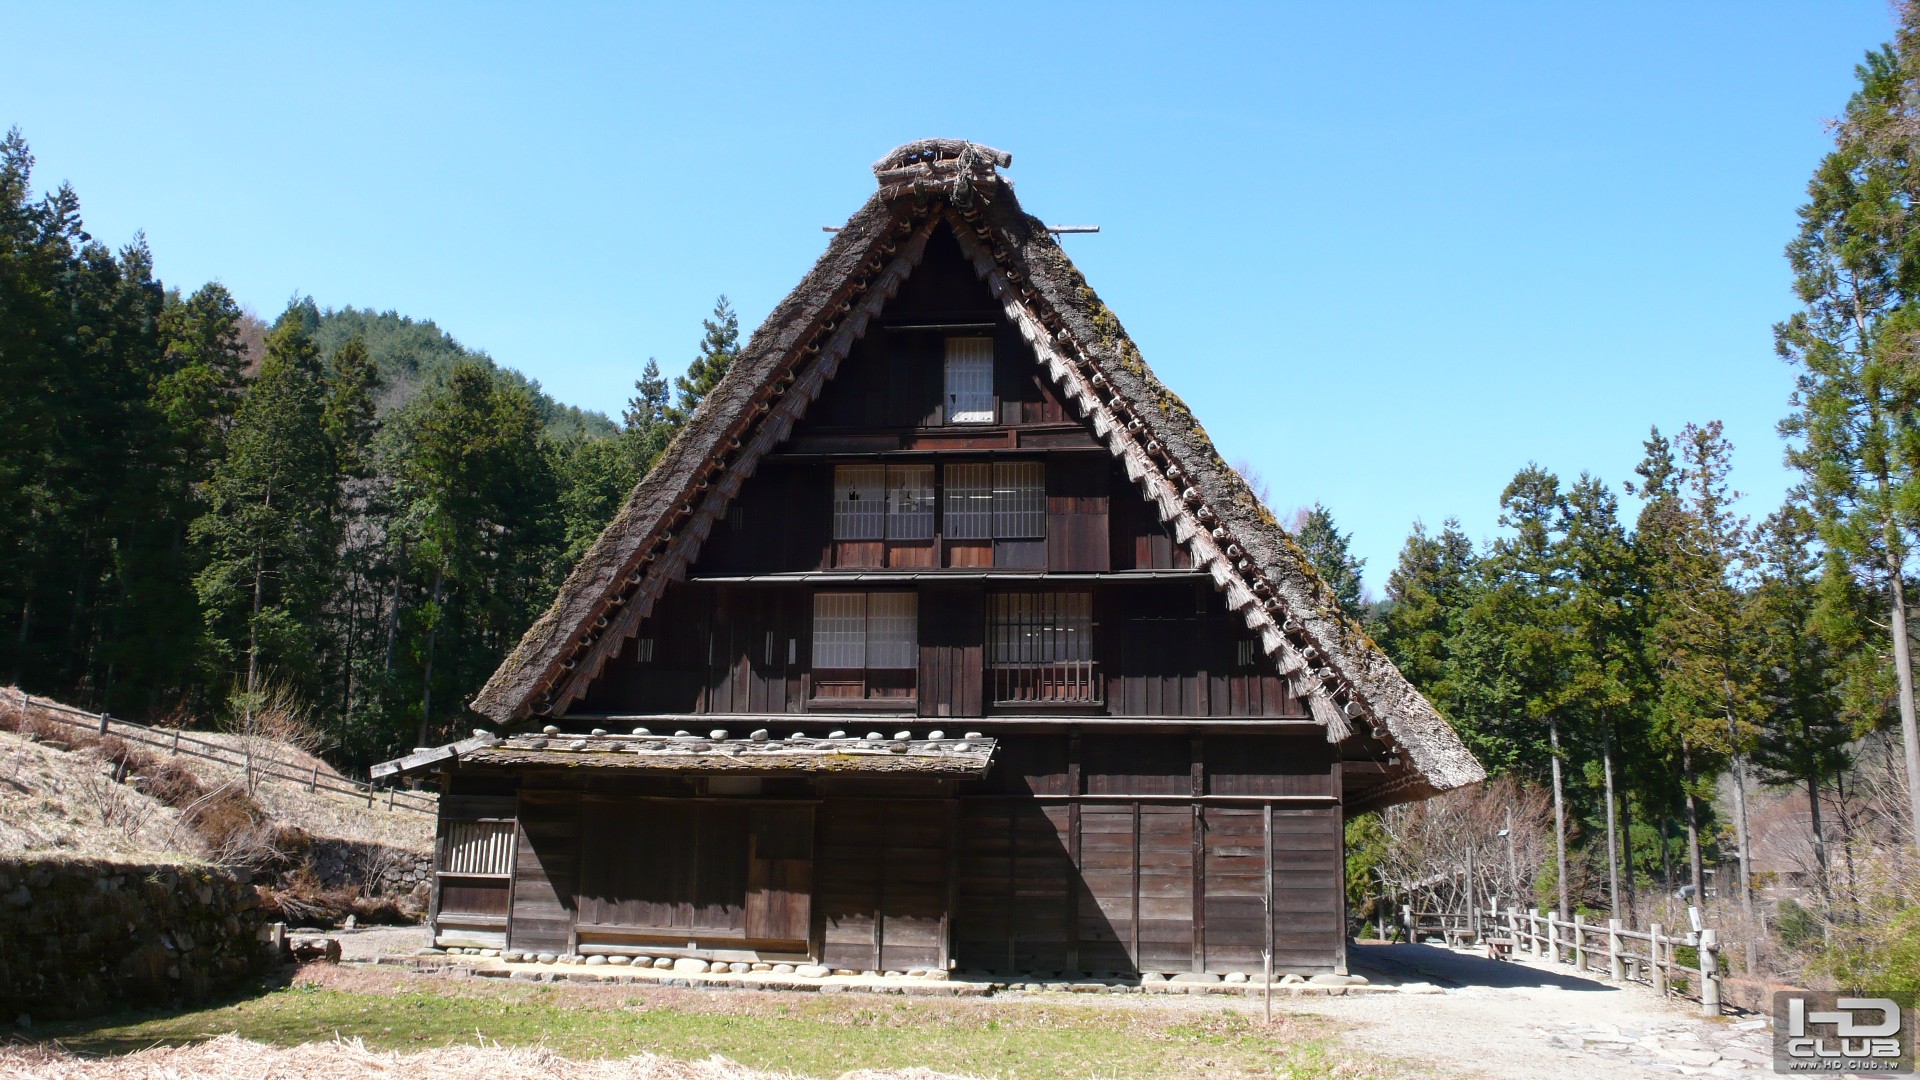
xmin=944 ymin=337 xmax=994 ymax=424
xmin=811 ymin=591 xmax=918 ymax=701
xmin=943 ymin=461 xmax=1045 ymax=540
xmin=833 ymin=464 xmax=933 ymax=541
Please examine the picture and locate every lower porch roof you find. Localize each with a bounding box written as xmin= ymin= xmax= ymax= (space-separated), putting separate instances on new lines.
xmin=373 ymin=729 xmax=997 ymax=779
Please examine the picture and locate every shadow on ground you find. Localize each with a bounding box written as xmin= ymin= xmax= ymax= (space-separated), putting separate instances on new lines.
xmin=1350 ymin=941 xmax=1616 ymax=992
xmin=8 ymin=966 xmax=298 ymax=1057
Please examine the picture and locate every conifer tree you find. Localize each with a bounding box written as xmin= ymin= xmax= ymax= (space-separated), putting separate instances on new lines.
xmin=191 ymin=308 xmax=336 ymax=713
xmin=1776 ymin=9 xmax=1920 ymax=853
xmin=1291 ymin=503 xmax=1367 ymax=616
xmin=1558 ymin=474 xmax=1643 ymax=917
xmin=1748 ymin=502 xmax=1851 ymax=900
xmin=667 ymin=296 xmax=739 ymax=426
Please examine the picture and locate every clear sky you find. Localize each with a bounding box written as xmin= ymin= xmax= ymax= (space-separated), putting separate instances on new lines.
xmin=2 ymin=2 xmax=1896 ymax=592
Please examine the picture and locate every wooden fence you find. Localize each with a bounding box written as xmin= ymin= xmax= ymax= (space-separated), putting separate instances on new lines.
xmin=8 ymin=690 xmax=434 ymax=815
xmin=1402 ymin=904 xmax=1724 ymax=1015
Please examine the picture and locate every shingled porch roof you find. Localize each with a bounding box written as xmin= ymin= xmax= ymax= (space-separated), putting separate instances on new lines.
xmin=468 ymin=139 xmax=1485 ymax=809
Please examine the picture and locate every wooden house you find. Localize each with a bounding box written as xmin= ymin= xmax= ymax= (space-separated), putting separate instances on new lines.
xmin=377 ymin=140 xmax=1484 ymax=979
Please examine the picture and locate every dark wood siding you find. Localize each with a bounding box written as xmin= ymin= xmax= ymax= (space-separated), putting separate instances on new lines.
xmin=918 ymin=582 xmax=983 ymax=718
xmin=1205 ymin=735 xmax=1334 ymax=796
xmin=508 ymin=790 xmax=579 ymax=954
xmin=1047 ymin=455 xmax=1109 ymax=572
xmin=816 ymin=799 xmax=952 ymax=972
xmin=1269 ymin=806 xmax=1344 ymax=972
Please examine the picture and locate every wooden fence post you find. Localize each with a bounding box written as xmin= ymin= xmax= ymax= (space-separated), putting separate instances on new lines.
xmin=310 ymin=764 xmax=320 ymax=792
xmin=1698 ymin=929 xmax=1720 ymax=1016
xmin=1545 ymin=909 xmax=1560 ymax=963
xmin=1607 ymin=918 xmax=1625 ymax=981
xmin=98 ymin=710 xmax=109 ymax=736
xmin=1401 ymin=904 xmax=1411 ymax=941
xmin=1572 ymin=913 xmax=1586 ymax=972
xmin=1651 ymin=923 xmax=1666 ymax=997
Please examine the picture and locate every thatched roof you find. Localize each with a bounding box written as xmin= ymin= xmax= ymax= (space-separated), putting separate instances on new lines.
xmin=468 ymin=138 xmax=1484 ymax=805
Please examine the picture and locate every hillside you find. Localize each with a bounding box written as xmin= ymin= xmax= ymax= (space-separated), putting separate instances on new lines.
xmin=0 ymin=690 xmax=431 ymax=866
xmin=311 ymin=306 xmax=618 ymax=440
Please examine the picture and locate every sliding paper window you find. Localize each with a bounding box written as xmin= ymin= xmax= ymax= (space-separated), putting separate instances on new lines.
xmin=945 ymin=337 xmax=994 ymax=424
xmin=811 ymin=592 xmax=918 ymax=670
xmin=943 ymin=461 xmax=1044 ymax=540
xmin=833 ymin=465 xmax=933 ymax=540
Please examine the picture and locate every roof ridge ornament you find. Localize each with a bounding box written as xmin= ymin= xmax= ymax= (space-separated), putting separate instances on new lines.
xmin=872 ymin=139 xmax=1011 ymax=205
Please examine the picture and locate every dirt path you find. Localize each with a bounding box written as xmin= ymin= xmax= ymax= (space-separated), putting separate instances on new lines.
xmin=1323 ymin=942 xmax=1773 ymax=1077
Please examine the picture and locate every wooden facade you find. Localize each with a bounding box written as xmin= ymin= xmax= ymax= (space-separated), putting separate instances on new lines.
xmin=408 ymin=140 xmax=1482 ymax=979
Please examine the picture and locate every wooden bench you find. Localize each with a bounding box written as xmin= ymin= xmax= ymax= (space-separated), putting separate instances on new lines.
xmin=1483 ymin=936 xmax=1515 ymax=961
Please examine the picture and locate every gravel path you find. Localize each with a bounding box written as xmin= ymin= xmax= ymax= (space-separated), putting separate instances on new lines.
xmin=1327 ymin=942 xmax=1774 ymax=1078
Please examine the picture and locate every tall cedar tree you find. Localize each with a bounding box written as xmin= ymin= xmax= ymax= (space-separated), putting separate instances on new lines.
xmin=1477 ymin=465 xmax=1576 ymax=918
xmin=1776 ymin=9 xmax=1920 ymax=852
xmin=190 ymin=311 xmax=337 ymax=711
xmin=388 ymin=362 xmax=559 ymax=746
xmin=1558 ymin=474 xmax=1644 ymax=919
xmin=668 ymin=296 xmax=740 ymax=426
xmin=1291 ymin=503 xmax=1367 ymax=616
xmin=1748 ymin=503 xmax=1851 ymax=899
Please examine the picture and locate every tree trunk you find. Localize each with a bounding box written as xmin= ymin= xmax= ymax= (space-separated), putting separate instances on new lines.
xmin=1886 ymin=561 xmax=1920 ymax=859
xmin=415 ymin=566 xmax=445 ymax=749
xmin=1806 ymin=770 xmax=1830 ymax=903
xmin=1621 ymin=785 xmax=1639 ymax=927
xmin=1724 ymin=715 xmax=1757 ymax=974
xmin=1603 ymin=724 xmax=1622 ymax=920
xmin=1683 ymin=741 xmax=1705 ymax=912
xmin=1549 ymin=715 xmax=1569 ymax=921
xmin=245 ymin=537 xmax=265 ymax=725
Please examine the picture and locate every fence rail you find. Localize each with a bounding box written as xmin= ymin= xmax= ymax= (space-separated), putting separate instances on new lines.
xmin=1402 ymin=904 xmax=1724 ymax=1015
xmin=8 ymin=690 xmax=434 ymax=815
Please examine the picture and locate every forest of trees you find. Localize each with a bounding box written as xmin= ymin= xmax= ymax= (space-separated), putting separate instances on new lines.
xmin=1290 ymin=10 xmax=1920 ymax=991
xmin=0 ymin=125 xmax=739 ymax=768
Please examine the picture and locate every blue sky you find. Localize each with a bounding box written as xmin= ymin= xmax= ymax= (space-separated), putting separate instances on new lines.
xmin=2 ymin=2 xmax=1895 ymax=591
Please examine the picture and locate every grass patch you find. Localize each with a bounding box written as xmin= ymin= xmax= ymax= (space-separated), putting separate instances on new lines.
xmin=31 ymin=966 xmax=1402 ymax=1078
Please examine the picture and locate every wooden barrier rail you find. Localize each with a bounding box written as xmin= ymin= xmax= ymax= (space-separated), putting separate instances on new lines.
xmin=9 ymin=690 xmax=434 ymax=815
xmin=1398 ymin=904 xmax=1724 ymax=1015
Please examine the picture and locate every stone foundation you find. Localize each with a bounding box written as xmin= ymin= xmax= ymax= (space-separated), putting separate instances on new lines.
xmin=0 ymin=857 xmax=269 ymax=1022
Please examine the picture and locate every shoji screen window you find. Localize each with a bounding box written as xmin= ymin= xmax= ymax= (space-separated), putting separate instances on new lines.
xmin=832 ymin=464 xmax=934 ymax=568
xmin=941 ymin=460 xmax=1046 ymax=568
xmin=810 ymin=591 xmax=918 ymax=701
xmin=944 ymin=337 xmax=994 ymax=424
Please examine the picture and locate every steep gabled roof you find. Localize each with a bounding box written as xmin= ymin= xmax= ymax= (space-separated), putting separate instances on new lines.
xmin=470 ymin=138 xmax=1484 ymax=806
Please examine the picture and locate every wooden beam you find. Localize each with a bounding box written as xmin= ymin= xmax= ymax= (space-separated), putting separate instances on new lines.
xmin=371 ymin=732 xmax=498 ymax=780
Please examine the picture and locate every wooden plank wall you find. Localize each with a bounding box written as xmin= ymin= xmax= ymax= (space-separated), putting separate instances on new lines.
xmin=816 ymin=799 xmax=951 ymax=972
xmin=508 ymin=791 xmax=580 ymax=955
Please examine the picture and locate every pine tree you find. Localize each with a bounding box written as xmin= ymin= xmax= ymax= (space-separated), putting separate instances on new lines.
xmin=1378 ymin=518 xmax=1475 ymax=694
xmin=667 ymin=296 xmax=740 ymax=426
xmin=1748 ymin=502 xmax=1851 ymax=900
xmin=1775 ymin=9 xmax=1920 ymax=854
xmin=1291 ymin=503 xmax=1367 ymax=616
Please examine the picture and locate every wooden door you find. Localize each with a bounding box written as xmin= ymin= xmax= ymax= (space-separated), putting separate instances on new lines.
xmin=746 ymin=806 xmax=814 ymax=945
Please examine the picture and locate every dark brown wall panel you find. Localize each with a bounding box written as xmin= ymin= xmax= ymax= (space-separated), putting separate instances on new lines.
xmin=816 ymin=799 xmax=952 ymax=972
xmin=508 ymin=790 xmax=579 ymax=955
xmin=1048 ymin=456 xmax=1110 ymax=572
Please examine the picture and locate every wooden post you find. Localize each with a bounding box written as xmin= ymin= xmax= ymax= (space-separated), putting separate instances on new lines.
xmin=1698 ymin=929 xmax=1720 ymax=1016
xmin=1464 ymin=843 xmax=1476 ymax=941
xmin=1607 ymin=918 xmax=1625 ymax=981
xmin=310 ymin=763 xmax=320 ymax=792
xmin=387 ymin=786 xmax=395 ymax=811
xmin=1573 ymin=912 xmax=1586 ymax=971
xmin=1263 ymin=946 xmax=1273 ymax=1025
xmin=172 ymin=728 xmax=181 ymax=753
xmin=1651 ymin=923 xmax=1666 ymax=997
xmin=98 ymin=710 xmax=109 ymax=736
xmin=1401 ymin=904 xmax=1411 ymax=941
xmin=1544 ymin=908 xmax=1559 ymax=963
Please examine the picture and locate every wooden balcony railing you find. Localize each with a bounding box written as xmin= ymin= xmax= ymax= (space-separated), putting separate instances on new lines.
xmin=991 ymin=661 xmax=1102 ymax=705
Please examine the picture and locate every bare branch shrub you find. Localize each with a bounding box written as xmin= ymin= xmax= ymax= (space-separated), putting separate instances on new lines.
xmin=1371 ymin=777 xmax=1553 ymax=918
xmin=222 ymin=684 xmax=324 ymax=797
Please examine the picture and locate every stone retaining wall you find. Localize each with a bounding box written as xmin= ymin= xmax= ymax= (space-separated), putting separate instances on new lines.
xmin=0 ymin=858 xmax=268 ymax=1022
